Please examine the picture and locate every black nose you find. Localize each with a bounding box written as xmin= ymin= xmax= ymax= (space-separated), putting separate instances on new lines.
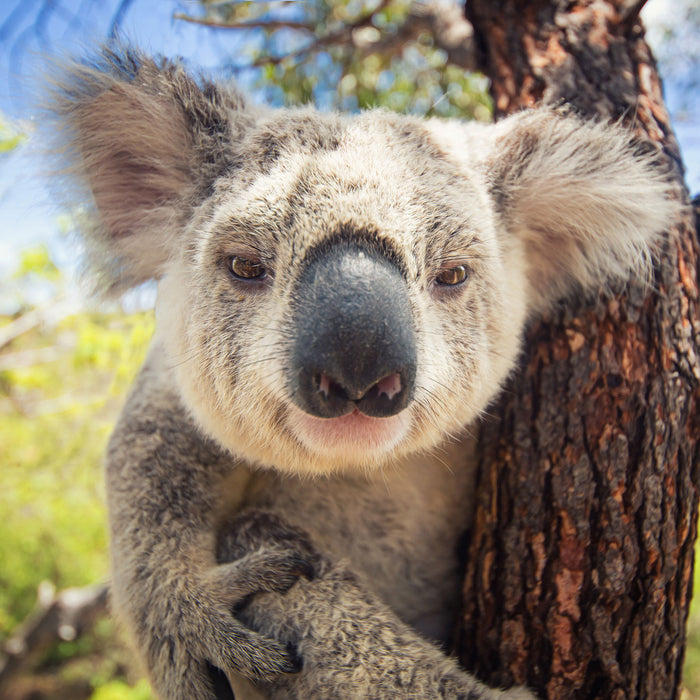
xmin=289 ymin=242 xmax=416 ymax=419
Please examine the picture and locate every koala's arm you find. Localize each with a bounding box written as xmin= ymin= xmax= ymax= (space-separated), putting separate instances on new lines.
xmin=105 ymin=351 xmax=312 ymax=699
xmin=224 ymin=512 xmax=535 ymax=700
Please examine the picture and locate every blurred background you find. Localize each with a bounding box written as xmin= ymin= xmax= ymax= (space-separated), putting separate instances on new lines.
xmin=0 ymin=1 xmax=698 ymax=698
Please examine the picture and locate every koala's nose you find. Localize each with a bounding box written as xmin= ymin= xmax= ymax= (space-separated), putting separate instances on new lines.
xmin=289 ymin=242 xmax=417 ymax=419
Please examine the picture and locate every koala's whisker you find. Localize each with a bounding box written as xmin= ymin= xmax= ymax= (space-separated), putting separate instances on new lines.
xmin=165 ymin=349 xmax=208 ymax=371
xmin=235 ymin=354 xmax=287 ymax=371
xmin=431 ymin=452 xmax=456 ymax=476
xmin=412 ymin=395 xmax=446 ymax=429
xmin=246 ymin=325 xmax=296 ymax=338
xmin=417 ymin=376 xmax=456 ymax=399
xmin=238 ymin=343 xmax=287 ymax=357
xmin=440 ymin=253 xmax=496 ymax=263
xmin=419 ymin=375 xmax=498 ymax=423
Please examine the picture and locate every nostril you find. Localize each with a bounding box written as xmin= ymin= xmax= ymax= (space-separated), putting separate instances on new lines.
xmin=293 ymin=369 xmax=353 ymax=418
xmin=373 ymin=373 xmax=402 ymax=401
xmin=295 ymin=367 xmax=413 ymax=419
xmin=311 ymin=371 xmax=408 ymax=417
xmin=317 ymin=373 xmax=330 ymax=398
xmin=314 ymin=373 xmax=349 ymax=401
xmin=355 ymin=371 xmax=412 ymax=418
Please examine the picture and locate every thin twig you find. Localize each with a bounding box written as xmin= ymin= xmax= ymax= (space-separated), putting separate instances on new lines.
xmin=0 ymin=299 xmax=78 ymax=350
xmin=0 ymin=345 xmax=64 ymax=371
xmin=616 ymin=0 xmax=648 ymax=25
xmin=108 ymin=0 xmax=137 ymax=39
xmin=251 ymin=0 xmax=390 ymax=66
xmin=174 ymin=13 xmax=315 ymax=33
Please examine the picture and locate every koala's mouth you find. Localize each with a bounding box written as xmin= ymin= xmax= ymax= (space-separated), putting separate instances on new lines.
xmin=286 ymin=403 xmax=410 ymax=461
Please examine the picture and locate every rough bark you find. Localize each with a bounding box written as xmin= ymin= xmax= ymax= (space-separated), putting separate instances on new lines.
xmin=458 ymin=1 xmax=700 ymax=699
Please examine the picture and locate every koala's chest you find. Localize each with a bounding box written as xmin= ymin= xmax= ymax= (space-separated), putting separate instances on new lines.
xmin=236 ymin=436 xmax=478 ymax=643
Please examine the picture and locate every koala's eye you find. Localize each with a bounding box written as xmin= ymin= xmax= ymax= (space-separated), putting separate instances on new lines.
xmin=435 ymin=265 xmax=469 ymax=286
xmin=230 ymin=256 xmax=266 ymax=281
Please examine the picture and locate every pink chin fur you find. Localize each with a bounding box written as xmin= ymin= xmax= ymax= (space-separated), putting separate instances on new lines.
xmin=287 ymin=404 xmax=410 ymax=459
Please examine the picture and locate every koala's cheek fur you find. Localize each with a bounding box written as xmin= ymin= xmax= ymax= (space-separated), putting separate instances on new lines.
xmin=156 ymin=262 xmax=295 ymax=470
xmin=412 ymin=250 xmax=528 ymax=446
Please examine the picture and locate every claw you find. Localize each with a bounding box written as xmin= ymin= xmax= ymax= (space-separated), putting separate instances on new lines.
xmin=288 ymin=554 xmax=317 ymax=582
xmin=282 ymin=642 xmax=304 ymax=674
xmin=206 ymin=617 xmax=301 ymax=683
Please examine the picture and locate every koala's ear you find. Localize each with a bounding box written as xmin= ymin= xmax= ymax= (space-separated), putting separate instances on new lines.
xmin=49 ymin=47 xmax=255 ymax=295
xmin=483 ymin=109 xmax=679 ymax=312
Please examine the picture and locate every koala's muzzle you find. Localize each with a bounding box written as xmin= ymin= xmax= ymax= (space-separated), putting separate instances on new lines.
xmin=289 ymin=243 xmax=416 ymax=419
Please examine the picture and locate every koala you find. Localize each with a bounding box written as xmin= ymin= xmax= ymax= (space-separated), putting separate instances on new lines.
xmin=50 ymin=47 xmax=677 ymax=700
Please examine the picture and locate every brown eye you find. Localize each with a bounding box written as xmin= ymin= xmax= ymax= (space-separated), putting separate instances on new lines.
xmin=435 ymin=265 xmax=469 ymax=286
xmin=230 ymin=256 xmax=266 ymax=280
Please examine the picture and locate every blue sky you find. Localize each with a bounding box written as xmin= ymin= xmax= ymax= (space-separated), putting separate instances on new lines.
xmin=0 ymin=0 xmax=245 ymax=286
xmin=0 ymin=0 xmax=697 ymax=297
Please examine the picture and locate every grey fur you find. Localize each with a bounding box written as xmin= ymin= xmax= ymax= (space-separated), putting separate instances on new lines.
xmin=50 ymin=47 xmax=679 ymax=699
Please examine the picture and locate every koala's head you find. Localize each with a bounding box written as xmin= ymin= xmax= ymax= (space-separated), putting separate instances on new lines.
xmin=52 ymin=48 xmax=677 ymax=475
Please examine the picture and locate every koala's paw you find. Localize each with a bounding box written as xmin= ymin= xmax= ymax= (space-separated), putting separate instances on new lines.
xmin=216 ymin=509 xmax=323 ymax=569
xmin=144 ymin=512 xmax=321 ymax=699
xmin=146 ymin=591 xmax=302 ymax=700
xmin=230 ymin=559 xmax=542 ymax=700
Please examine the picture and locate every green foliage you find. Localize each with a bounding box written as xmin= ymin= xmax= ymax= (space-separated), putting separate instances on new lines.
xmin=0 ymin=307 xmax=153 ymax=630
xmin=189 ymin=0 xmax=492 ymax=118
xmin=0 ymin=112 xmax=25 ymax=153
xmin=0 ymin=249 xmax=154 ymax=697
xmin=14 ymin=245 xmax=61 ymax=282
xmin=684 ymin=559 xmax=700 ymax=699
xmin=90 ymin=679 xmax=154 ymax=700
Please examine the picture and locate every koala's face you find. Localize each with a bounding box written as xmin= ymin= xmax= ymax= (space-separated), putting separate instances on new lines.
xmin=56 ymin=50 xmax=674 ymax=476
xmin=158 ymin=111 xmax=527 ymax=474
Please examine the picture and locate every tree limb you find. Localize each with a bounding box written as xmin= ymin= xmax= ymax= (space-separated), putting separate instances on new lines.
xmin=402 ymin=0 xmax=476 ymax=70
xmin=0 ymin=299 xmax=78 ymax=351
xmin=615 ymin=0 xmax=647 ymax=24
xmin=173 ymin=14 xmax=316 ymax=33
xmin=0 ymin=583 xmax=109 ymax=692
xmin=108 ymin=0 xmax=137 ymax=39
xmin=178 ymin=0 xmax=476 ymax=71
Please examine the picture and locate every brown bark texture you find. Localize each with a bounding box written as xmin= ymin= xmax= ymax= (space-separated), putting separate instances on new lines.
xmin=458 ymin=1 xmax=700 ymax=699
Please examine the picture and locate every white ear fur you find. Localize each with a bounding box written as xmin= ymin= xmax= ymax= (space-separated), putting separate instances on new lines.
xmin=76 ymin=82 xmax=193 ymax=291
xmin=48 ymin=48 xmax=250 ymax=295
xmin=484 ymin=109 xmax=679 ymax=311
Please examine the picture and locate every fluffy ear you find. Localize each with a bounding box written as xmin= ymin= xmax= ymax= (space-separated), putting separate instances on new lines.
xmin=483 ymin=109 xmax=680 ymax=312
xmin=48 ymin=47 xmax=254 ymax=295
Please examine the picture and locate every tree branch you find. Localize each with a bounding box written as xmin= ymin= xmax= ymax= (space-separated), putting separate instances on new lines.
xmin=108 ymin=0 xmax=137 ymax=39
xmin=0 ymin=299 xmax=78 ymax=351
xmin=0 ymin=583 xmax=109 ymax=692
xmin=173 ymin=13 xmax=316 ymax=33
xmin=615 ymin=0 xmax=648 ymax=24
xmin=406 ymin=0 xmax=476 ymax=70
xmin=177 ymin=0 xmax=476 ymax=71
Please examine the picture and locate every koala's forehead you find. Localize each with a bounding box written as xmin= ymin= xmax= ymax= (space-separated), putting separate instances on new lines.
xmin=200 ymin=109 xmax=488 ymax=263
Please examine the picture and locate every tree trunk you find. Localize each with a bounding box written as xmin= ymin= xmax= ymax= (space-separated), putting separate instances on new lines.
xmin=458 ymin=2 xmax=700 ymax=699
